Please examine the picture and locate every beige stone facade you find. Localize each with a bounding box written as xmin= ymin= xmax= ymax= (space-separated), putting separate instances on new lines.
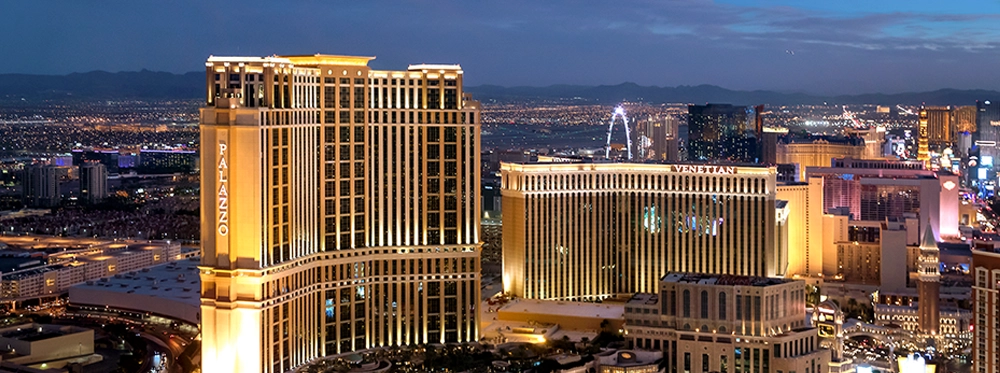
xmin=501 ymin=163 xmax=780 ymax=300
xmin=624 ymin=273 xmax=830 ymax=373
xmin=199 ymin=55 xmax=482 ymax=373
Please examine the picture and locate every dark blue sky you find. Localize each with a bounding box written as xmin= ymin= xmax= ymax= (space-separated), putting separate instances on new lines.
xmin=2 ymin=0 xmax=999 ymax=94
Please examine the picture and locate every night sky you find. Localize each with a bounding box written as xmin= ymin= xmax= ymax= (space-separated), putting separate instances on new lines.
xmin=2 ymin=0 xmax=999 ymax=94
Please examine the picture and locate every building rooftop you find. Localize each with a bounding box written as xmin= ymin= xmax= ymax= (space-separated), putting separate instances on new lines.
xmin=408 ymin=64 xmax=462 ymax=71
xmin=497 ymin=298 xmax=624 ymax=320
xmin=71 ymin=256 xmax=200 ymax=307
xmin=506 ymin=159 xmax=769 ymax=168
xmin=597 ymin=349 xmax=661 ymax=367
xmin=0 ymin=324 xmax=89 ymax=342
xmin=0 ymin=236 xmax=180 ymax=280
xmin=660 ymin=272 xmax=793 ymax=287
xmin=281 ymin=54 xmax=375 ymax=67
xmin=0 ymin=256 xmax=42 ymax=273
xmin=627 ymin=293 xmax=659 ymax=306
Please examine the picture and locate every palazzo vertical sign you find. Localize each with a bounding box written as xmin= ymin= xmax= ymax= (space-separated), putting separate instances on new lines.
xmin=217 ymin=142 xmax=229 ymax=236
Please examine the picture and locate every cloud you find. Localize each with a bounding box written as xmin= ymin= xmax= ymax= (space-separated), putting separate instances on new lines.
xmin=0 ymin=0 xmax=998 ymax=93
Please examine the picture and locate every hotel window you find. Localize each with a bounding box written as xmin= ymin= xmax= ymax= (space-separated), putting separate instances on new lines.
xmin=719 ymin=292 xmax=727 ymax=320
xmin=736 ymin=295 xmax=743 ymax=319
xmin=700 ymin=291 xmax=709 ymax=318
xmin=754 ymin=296 xmax=761 ymax=321
xmin=682 ymin=290 xmax=691 ymax=318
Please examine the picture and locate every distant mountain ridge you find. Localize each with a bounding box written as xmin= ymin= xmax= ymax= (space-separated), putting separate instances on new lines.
xmin=0 ymin=70 xmax=996 ymax=105
xmin=0 ymin=70 xmax=202 ymax=101
xmin=467 ymin=83 xmax=1000 ymax=106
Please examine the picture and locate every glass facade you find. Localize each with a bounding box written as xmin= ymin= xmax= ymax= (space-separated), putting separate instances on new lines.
xmin=687 ymin=104 xmax=763 ymax=163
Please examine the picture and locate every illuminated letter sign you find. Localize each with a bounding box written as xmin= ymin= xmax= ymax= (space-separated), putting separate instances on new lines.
xmin=671 ymin=165 xmax=737 ymax=175
xmin=217 ymin=142 xmax=229 ymax=236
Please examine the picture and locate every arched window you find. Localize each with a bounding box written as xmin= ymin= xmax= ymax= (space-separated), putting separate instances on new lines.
xmin=719 ymin=292 xmax=727 ymax=320
xmin=718 ymin=325 xmax=727 ymax=333
xmin=683 ymin=290 xmax=691 ymax=318
xmin=700 ymin=290 xmax=709 ymax=318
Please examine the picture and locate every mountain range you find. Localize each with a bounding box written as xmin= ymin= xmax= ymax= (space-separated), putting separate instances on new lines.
xmin=0 ymin=70 xmax=997 ymax=106
xmin=0 ymin=70 xmax=202 ymax=101
xmin=469 ymin=83 xmax=1000 ymax=106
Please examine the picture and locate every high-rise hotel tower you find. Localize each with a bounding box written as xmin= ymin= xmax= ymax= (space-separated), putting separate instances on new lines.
xmin=199 ymin=55 xmax=481 ymax=373
xmin=501 ymin=162 xmax=782 ymax=300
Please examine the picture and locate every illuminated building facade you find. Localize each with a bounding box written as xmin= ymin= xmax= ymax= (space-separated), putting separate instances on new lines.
xmin=776 ymin=177 xmax=824 ymax=280
xmin=776 ymin=138 xmax=865 ymax=181
xmin=137 ymin=149 xmax=198 ymax=173
xmin=917 ymin=109 xmax=932 ymax=162
xmin=21 ymin=164 xmax=62 ymax=208
xmin=976 ymin=100 xmax=1000 ymax=196
xmin=638 ymin=115 xmax=679 ymax=161
xmin=759 ymin=127 xmax=787 ymax=166
xmin=921 ymin=106 xmax=952 ymax=147
xmin=199 ymin=55 xmax=481 ymax=373
xmin=845 ymin=126 xmax=887 ymax=160
xmin=972 ymin=248 xmax=1000 ymax=373
xmin=72 ymin=149 xmax=121 ymax=176
xmin=829 ymin=215 xmax=913 ymax=289
xmin=624 ymin=273 xmax=829 ymax=373
xmin=953 ymin=106 xmax=977 ymax=135
xmin=79 ymin=161 xmax=108 ymax=204
xmin=812 ymin=300 xmax=852 ymax=372
xmin=501 ymin=162 xmax=781 ymax=300
xmin=915 ymin=224 xmax=940 ymax=335
xmin=807 ymin=160 xmax=959 ymax=241
xmin=975 ymin=100 xmax=1000 ymax=163
xmin=687 ymin=104 xmax=763 ymax=163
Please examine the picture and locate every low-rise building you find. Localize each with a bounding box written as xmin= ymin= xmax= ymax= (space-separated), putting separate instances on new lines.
xmin=496 ymin=298 xmax=625 ymax=332
xmin=0 ymin=323 xmax=94 ymax=369
xmin=624 ymin=273 xmax=830 ymax=373
xmin=69 ymin=257 xmax=201 ymax=324
xmin=596 ymin=350 xmax=661 ymax=373
xmin=873 ymin=304 xmax=971 ymax=337
xmin=0 ymin=237 xmax=182 ymax=302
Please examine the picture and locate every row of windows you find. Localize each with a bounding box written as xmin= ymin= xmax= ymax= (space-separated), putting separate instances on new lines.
xmin=369 ymin=110 xmax=474 ymax=125
xmin=324 ymin=162 xmax=365 ymax=179
xmin=507 ymin=172 xmax=769 ymax=195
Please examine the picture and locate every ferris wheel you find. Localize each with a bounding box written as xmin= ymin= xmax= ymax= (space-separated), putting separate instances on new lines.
xmin=605 ymin=105 xmax=633 ymax=160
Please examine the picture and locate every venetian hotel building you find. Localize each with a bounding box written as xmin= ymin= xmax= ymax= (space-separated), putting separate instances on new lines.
xmin=501 ymin=162 xmax=783 ymax=300
xmin=199 ymin=54 xmax=481 ymax=373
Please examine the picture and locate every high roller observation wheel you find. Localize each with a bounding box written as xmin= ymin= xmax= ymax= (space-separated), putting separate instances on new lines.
xmin=605 ymin=105 xmax=633 ymax=160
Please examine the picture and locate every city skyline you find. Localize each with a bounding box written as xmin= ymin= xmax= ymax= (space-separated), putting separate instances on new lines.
xmin=1 ymin=2 xmax=998 ymax=371
xmin=1 ymin=1 xmax=999 ymax=94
